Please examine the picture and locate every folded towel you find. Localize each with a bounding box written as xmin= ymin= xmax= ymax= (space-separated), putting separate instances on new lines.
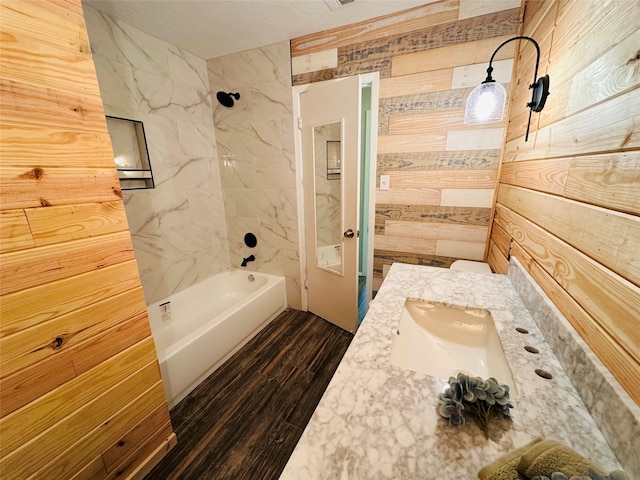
xmin=516 ymin=440 xmax=607 ymax=479
xmin=477 ymin=438 xmax=544 ymax=480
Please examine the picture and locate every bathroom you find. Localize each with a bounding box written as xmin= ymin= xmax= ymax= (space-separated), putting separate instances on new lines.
xmin=0 ymin=0 xmax=638 ymax=479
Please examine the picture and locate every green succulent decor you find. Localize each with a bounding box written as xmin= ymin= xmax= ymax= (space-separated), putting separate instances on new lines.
xmin=437 ymin=373 xmax=513 ymax=438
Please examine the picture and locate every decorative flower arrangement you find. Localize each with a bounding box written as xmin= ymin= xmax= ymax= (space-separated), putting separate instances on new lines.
xmin=437 ymin=372 xmax=513 ymax=438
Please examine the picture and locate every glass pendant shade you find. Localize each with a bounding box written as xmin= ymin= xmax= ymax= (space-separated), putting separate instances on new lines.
xmin=464 ymin=81 xmax=507 ymax=124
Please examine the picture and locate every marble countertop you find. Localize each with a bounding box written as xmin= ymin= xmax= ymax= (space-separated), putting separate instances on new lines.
xmin=279 ymin=263 xmax=621 ymax=479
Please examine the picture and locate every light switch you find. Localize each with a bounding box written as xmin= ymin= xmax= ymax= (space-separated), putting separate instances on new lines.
xmin=380 ymin=175 xmax=390 ymax=191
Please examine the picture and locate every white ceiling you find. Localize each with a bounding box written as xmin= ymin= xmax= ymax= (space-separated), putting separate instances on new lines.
xmin=83 ymin=0 xmax=433 ymax=60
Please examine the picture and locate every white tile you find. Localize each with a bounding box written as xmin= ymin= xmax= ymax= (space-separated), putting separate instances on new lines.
xmin=207 ymin=41 xmax=292 ymax=87
xmin=446 ymin=128 xmax=504 ymax=150
xmin=85 ymin=6 xmax=169 ymax=75
xmin=93 ymin=55 xmax=140 ymax=110
xmin=458 ymin=0 xmax=521 ymax=20
xmin=291 ymin=48 xmax=338 ymax=75
xmin=168 ymin=45 xmax=209 ymax=90
xmin=216 ymin=119 xmax=283 ymax=158
xmin=177 ymin=120 xmax=218 ymax=157
xmin=440 ymin=188 xmax=495 ymax=207
xmin=134 ymin=69 xmax=213 ymax=124
xmin=435 ymin=240 xmax=485 ymax=260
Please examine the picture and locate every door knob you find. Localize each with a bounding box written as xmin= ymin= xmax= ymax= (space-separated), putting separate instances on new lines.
xmin=343 ymin=229 xmax=355 ymax=238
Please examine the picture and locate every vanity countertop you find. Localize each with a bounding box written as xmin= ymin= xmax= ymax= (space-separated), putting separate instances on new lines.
xmin=279 ymin=263 xmax=621 ymax=479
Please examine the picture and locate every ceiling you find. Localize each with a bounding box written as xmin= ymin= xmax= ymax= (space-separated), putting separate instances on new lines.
xmin=83 ymin=0 xmax=433 ymax=60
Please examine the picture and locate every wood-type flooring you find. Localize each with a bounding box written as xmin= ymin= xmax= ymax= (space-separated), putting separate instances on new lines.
xmin=144 ymin=309 xmax=353 ymax=480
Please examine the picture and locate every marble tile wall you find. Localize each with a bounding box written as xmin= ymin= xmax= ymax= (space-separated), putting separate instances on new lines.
xmin=207 ymin=41 xmax=301 ymax=309
xmin=84 ymin=5 xmax=230 ymax=304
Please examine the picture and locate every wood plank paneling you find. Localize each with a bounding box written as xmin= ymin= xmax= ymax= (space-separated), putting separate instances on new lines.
xmin=487 ymin=239 xmax=509 ymax=274
xmin=499 ymin=158 xmax=569 ymax=194
xmin=0 ymin=312 xmax=151 ymax=417
xmin=0 ymin=338 xmax=157 ymax=458
xmin=0 ymin=210 xmax=34 ymax=253
xmin=0 ymin=259 xmax=141 ymax=336
xmin=0 ymin=22 xmax=100 ymax=95
xmin=25 ymin=200 xmax=129 ymax=246
xmin=384 ymin=221 xmax=488 ymax=242
xmin=290 ymin=0 xmax=460 ymax=56
xmin=375 ymin=187 xmax=441 ymax=206
xmin=0 ymin=364 xmax=162 ymax=480
xmin=0 ymin=287 xmax=146 ymax=376
xmin=379 ymin=68 xmax=453 ymax=98
xmin=0 ymin=166 xmax=122 ymax=210
xmin=500 ymin=154 xmax=640 ymax=215
xmin=490 ymin=0 xmax=640 ymax=406
xmin=102 ymin=404 xmax=171 ymax=472
xmin=490 ymin=221 xmax=511 ymax=259
xmin=511 ymin=243 xmax=640 ymax=402
xmin=498 ymin=184 xmax=640 ymax=286
xmin=495 ymin=204 xmax=640 ymax=363
xmin=384 ymin=169 xmax=497 ymax=189
xmin=338 ymin=8 xmax=519 ymax=67
xmin=391 ymin=35 xmax=515 ymax=77
xmin=0 ymin=123 xmax=115 ymax=167
xmin=0 ymin=352 xmax=76 ymax=417
xmin=0 ymin=1 xmax=174 ymax=477
xmin=107 ymin=423 xmax=174 ymax=480
xmin=291 ymin=2 xmax=518 ymax=287
xmin=0 ymin=79 xmax=108 ymax=133
xmin=0 ymin=230 xmax=135 ymax=296
xmin=376 ymin=204 xmax=490 ymax=226
xmin=377 ymin=150 xmax=500 ymax=172
xmin=27 ymin=383 xmax=167 ymax=480
xmin=564 ymin=154 xmax=640 ymax=216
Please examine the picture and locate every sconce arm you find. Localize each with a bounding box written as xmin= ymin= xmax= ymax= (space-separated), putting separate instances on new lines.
xmin=483 ymin=35 xmax=541 ymax=86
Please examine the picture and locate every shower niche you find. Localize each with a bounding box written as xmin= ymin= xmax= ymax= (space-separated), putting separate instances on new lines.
xmin=106 ymin=115 xmax=155 ymax=190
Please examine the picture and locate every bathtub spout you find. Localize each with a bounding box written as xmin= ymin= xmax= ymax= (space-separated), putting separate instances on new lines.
xmin=241 ymin=255 xmax=255 ymax=267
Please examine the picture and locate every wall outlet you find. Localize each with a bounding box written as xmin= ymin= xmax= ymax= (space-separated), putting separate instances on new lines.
xmin=380 ymin=175 xmax=390 ymax=191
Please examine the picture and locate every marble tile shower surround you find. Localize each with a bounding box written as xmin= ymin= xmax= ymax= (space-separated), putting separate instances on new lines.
xmin=507 ymin=257 xmax=640 ymax=478
xmin=84 ymin=5 xmax=230 ymax=304
xmin=279 ymin=263 xmax=622 ymax=479
xmin=207 ymin=41 xmax=301 ymax=309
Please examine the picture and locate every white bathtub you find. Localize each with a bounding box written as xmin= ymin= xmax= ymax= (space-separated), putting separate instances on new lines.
xmin=147 ymin=270 xmax=287 ymax=407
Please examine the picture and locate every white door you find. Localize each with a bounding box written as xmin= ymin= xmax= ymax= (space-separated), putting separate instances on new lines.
xmin=300 ymin=76 xmax=360 ymax=332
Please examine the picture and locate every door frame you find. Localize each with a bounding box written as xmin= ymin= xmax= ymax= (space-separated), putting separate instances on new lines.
xmin=292 ymin=72 xmax=379 ymax=314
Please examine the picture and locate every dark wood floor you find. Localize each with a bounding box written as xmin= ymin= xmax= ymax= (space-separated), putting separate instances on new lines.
xmin=145 ymin=309 xmax=353 ymax=480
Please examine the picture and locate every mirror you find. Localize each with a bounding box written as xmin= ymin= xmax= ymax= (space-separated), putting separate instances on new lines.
xmin=313 ymin=122 xmax=342 ymax=273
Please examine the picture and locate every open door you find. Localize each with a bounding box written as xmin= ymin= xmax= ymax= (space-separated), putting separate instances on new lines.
xmin=300 ymin=76 xmax=360 ymax=332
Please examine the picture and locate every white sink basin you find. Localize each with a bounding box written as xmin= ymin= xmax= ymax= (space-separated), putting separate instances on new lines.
xmin=390 ymin=299 xmax=516 ymax=391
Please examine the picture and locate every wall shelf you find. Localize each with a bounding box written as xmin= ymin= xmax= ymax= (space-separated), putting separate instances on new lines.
xmin=106 ymin=116 xmax=155 ymax=190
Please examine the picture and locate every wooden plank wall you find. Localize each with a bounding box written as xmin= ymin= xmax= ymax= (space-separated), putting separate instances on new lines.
xmin=489 ymin=0 xmax=640 ymax=404
xmin=0 ymin=0 xmax=176 ymax=478
xmin=290 ymin=0 xmax=521 ymax=290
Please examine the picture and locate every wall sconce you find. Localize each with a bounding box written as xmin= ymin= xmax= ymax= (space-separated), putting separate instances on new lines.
xmin=464 ymin=36 xmax=550 ymax=141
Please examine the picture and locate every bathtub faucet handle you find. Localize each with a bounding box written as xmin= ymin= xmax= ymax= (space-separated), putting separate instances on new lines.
xmin=241 ymin=254 xmax=255 ymax=267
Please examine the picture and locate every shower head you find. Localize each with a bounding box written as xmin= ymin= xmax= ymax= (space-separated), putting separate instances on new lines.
xmin=216 ymin=91 xmax=240 ymax=107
